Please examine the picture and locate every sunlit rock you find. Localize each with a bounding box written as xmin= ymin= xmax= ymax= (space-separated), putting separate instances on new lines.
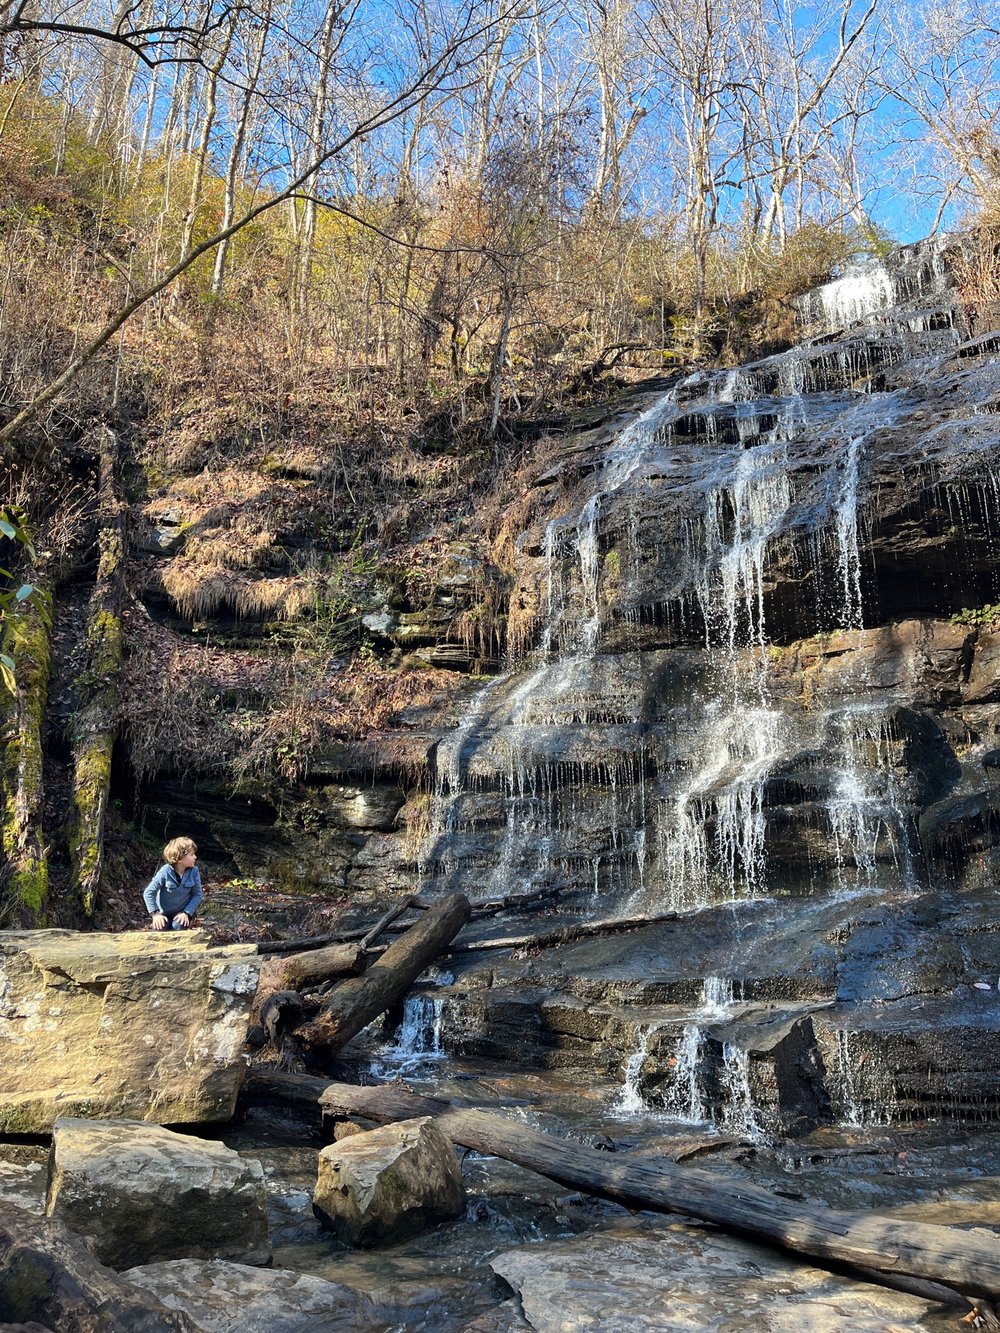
xmin=313 ymin=1115 xmax=464 ymax=1246
xmin=0 ymin=931 xmax=260 ymax=1132
xmin=491 ymin=1220 xmax=944 ymax=1332
xmin=127 ymin=1259 xmax=384 ymax=1332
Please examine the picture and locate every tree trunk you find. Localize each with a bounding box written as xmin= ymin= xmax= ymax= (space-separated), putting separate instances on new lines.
xmin=449 ymin=908 xmax=679 ymax=955
xmin=293 ymin=893 xmax=469 ymax=1053
xmin=70 ymin=427 xmax=126 ymax=919
xmin=245 ymin=1071 xmax=1000 ymax=1304
xmin=1 ymin=579 xmax=52 ymax=924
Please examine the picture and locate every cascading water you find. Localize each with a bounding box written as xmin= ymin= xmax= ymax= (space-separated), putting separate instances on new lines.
xmin=405 ymin=236 xmax=1000 ymax=1144
xmin=371 ymin=993 xmax=447 ymax=1077
xmin=419 ymin=235 xmax=997 ymax=958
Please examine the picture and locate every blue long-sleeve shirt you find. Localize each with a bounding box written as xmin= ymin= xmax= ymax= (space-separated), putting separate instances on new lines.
xmin=143 ymin=864 xmax=203 ymax=918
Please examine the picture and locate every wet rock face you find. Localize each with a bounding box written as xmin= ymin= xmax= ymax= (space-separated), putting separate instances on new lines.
xmin=46 ymin=1118 xmax=271 ymax=1270
xmin=490 ymin=1219 xmax=948 ymax=1333
xmin=0 ymin=931 xmax=260 ymax=1132
xmin=127 ymin=1259 xmax=386 ymax=1332
xmin=136 ymin=239 xmax=1000 ymax=1133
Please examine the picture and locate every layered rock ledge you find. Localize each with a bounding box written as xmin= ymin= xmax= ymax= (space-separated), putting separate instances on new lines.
xmin=0 ymin=931 xmax=260 ymax=1132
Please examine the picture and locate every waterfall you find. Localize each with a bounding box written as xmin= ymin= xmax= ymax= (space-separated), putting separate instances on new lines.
xmin=834 ymin=434 xmax=865 ymax=629
xmin=719 ymin=1043 xmax=762 ymax=1140
xmin=834 ymin=1028 xmax=899 ymax=1125
xmin=371 ymin=994 xmax=446 ymax=1076
xmin=415 ymin=237 xmax=972 ymax=924
xmin=815 ymin=266 xmax=895 ymax=329
xmin=614 ymin=1025 xmax=654 ymax=1115
xmin=664 ymin=1023 xmax=707 ymax=1122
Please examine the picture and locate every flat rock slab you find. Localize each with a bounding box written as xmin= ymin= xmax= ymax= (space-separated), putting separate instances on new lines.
xmin=491 ymin=1220 xmax=956 ymax=1332
xmin=46 ymin=1117 xmax=271 ymax=1270
xmin=129 ymin=1259 xmax=387 ymax=1332
xmin=0 ymin=930 xmax=261 ymax=1131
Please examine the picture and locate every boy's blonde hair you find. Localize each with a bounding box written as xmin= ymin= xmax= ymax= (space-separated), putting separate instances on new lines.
xmin=163 ymin=836 xmax=197 ymax=866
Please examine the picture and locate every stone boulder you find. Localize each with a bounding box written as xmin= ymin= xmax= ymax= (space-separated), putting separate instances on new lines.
xmin=312 ymin=1115 xmax=464 ymax=1246
xmin=0 ymin=930 xmax=261 ymax=1132
xmin=127 ymin=1259 xmax=385 ymax=1332
xmin=0 ymin=1202 xmax=198 ymax=1332
xmin=45 ymin=1118 xmax=271 ymax=1270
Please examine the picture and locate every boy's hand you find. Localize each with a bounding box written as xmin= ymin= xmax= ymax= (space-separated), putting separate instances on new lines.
xmin=174 ymin=912 xmax=191 ymax=928
xmin=151 ymin=913 xmax=168 ymax=930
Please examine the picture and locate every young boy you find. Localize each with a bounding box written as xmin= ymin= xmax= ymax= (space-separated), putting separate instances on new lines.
xmin=143 ymin=837 xmax=204 ymax=930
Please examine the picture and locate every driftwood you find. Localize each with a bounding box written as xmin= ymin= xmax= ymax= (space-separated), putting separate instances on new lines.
xmin=449 ymin=908 xmax=680 ymax=955
xmin=257 ymin=898 xmax=426 ymax=956
xmin=293 ymin=893 xmax=470 ymax=1053
xmin=244 ymin=1070 xmax=1000 ymax=1304
xmin=255 ymin=940 xmax=369 ymax=1007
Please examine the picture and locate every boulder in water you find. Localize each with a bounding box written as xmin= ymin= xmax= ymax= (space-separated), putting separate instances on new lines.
xmin=312 ymin=1115 xmax=464 ymax=1245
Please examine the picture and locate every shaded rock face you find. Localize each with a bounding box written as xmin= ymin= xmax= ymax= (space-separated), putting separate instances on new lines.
xmin=312 ymin=1116 xmax=465 ymax=1247
xmin=45 ymin=1118 xmax=271 ymax=1270
xmin=0 ymin=1202 xmax=199 ymax=1332
xmin=0 ymin=931 xmax=260 ymax=1132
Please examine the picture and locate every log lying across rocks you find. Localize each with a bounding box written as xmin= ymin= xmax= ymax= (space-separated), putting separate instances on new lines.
xmin=244 ymin=1070 xmax=1000 ymax=1304
xmin=293 ymin=893 xmax=470 ymax=1054
xmin=449 ymin=908 xmax=681 ymax=955
xmin=255 ymin=941 xmax=369 ymax=1006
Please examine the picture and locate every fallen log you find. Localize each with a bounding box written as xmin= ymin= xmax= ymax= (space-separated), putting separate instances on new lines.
xmin=243 ymin=1070 xmax=1000 ymax=1303
xmin=293 ymin=894 xmax=470 ymax=1054
xmin=254 ymin=940 xmax=370 ymax=1007
xmin=359 ymin=895 xmax=421 ymax=949
xmin=256 ymin=899 xmax=427 ymax=956
xmin=449 ymin=908 xmax=680 ymax=955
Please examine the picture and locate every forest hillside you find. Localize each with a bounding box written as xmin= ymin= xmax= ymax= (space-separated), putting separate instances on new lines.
xmin=1 ymin=0 xmax=998 ymax=924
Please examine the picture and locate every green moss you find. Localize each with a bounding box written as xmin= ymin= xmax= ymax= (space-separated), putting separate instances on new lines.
xmin=10 ymin=856 xmax=48 ymax=914
xmin=71 ymin=736 xmax=114 ymax=914
xmin=70 ymin=597 xmax=122 ymax=917
xmin=2 ymin=591 xmax=52 ymax=925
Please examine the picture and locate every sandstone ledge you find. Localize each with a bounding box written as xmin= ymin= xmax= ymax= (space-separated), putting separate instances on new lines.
xmin=0 ymin=930 xmax=260 ymax=1132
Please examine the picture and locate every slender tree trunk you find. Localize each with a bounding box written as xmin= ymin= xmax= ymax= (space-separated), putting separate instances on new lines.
xmin=1 ymin=580 xmax=52 ymax=924
xmin=211 ymin=10 xmax=270 ymax=295
xmin=69 ymin=428 xmax=126 ymax=919
xmin=176 ymin=22 xmax=234 ymax=268
xmin=295 ymin=0 xmax=342 ymax=313
xmin=488 ymin=273 xmax=513 ymax=437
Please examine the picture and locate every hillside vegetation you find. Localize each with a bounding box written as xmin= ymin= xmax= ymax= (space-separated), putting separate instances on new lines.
xmin=1 ymin=0 xmax=998 ymax=924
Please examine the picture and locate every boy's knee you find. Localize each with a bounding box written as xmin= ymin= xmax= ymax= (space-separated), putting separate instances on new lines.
xmin=170 ymin=917 xmax=189 ymax=930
